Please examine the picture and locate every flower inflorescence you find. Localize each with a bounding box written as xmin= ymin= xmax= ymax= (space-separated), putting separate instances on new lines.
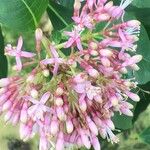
xmin=0 ymin=0 xmax=142 ymax=150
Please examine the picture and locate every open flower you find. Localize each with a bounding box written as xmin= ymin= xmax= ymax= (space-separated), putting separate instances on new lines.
xmin=41 ymin=46 xmax=65 ymax=75
xmin=25 ymin=92 xmax=51 ymax=121
xmin=5 ymin=36 xmax=36 ymax=71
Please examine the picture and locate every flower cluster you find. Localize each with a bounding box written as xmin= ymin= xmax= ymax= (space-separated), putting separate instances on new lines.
xmin=0 ymin=0 xmax=142 ymax=150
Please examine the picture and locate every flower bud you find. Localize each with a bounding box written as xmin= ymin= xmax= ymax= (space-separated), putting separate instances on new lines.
xmin=3 ymin=100 xmax=12 ymax=111
xmin=91 ymin=136 xmax=101 ymax=150
xmin=94 ymin=95 xmax=103 ymax=103
xmin=130 ymin=64 xmax=140 ymax=71
xmin=120 ymin=67 xmax=128 ymax=74
xmin=35 ymin=28 xmax=43 ymax=41
xmin=55 ymin=97 xmax=64 ymax=106
xmin=30 ymin=89 xmax=38 ymax=99
xmin=88 ymin=68 xmax=99 ymax=78
xmin=90 ymin=50 xmax=99 ymax=56
xmin=86 ymin=117 xmax=98 ymax=135
xmin=101 ymin=57 xmax=111 ymax=67
xmin=125 ymin=91 xmax=140 ymax=102
xmin=26 ymin=75 xmax=34 ymax=83
xmin=66 ymin=119 xmax=74 ymax=134
xmin=110 ymin=96 xmax=118 ymax=106
xmin=127 ymin=20 xmax=141 ymax=27
xmin=42 ymin=69 xmax=50 ymax=77
xmin=0 ymin=78 xmax=10 ymax=87
xmin=56 ymin=87 xmax=64 ymax=96
xmin=100 ymin=49 xmax=113 ymax=57
xmin=50 ymin=118 xmax=59 ymax=135
xmin=56 ymin=132 xmax=64 ymax=150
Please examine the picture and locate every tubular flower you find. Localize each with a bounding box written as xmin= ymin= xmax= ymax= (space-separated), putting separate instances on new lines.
xmin=0 ymin=1 xmax=143 ymax=150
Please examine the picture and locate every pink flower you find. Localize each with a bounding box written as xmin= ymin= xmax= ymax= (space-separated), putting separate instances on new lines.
xmin=64 ymin=26 xmax=83 ymax=51
xmin=25 ymin=92 xmax=51 ymax=121
xmin=41 ymin=46 xmax=64 ymax=75
xmin=5 ymin=36 xmax=36 ymax=71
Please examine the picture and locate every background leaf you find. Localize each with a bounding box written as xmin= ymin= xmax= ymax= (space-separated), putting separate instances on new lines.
xmin=132 ymin=0 xmax=150 ymax=8
xmin=139 ymin=127 xmax=150 ymax=145
xmin=0 ymin=27 xmax=8 ymax=78
xmin=134 ymin=25 xmax=150 ymax=84
xmin=47 ymin=1 xmax=73 ymax=30
xmin=0 ymin=0 xmax=48 ymax=32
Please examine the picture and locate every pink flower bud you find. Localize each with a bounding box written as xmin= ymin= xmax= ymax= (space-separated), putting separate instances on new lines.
xmin=97 ymin=13 xmax=110 ymax=21
xmin=110 ymin=96 xmax=118 ymax=106
xmin=2 ymin=100 xmax=12 ymax=111
xmin=130 ymin=64 xmax=140 ymax=71
xmin=121 ymin=108 xmax=133 ymax=116
xmin=91 ymin=136 xmax=101 ymax=150
xmin=94 ymin=95 xmax=102 ymax=103
xmin=79 ymin=97 xmax=87 ymax=112
xmin=50 ymin=117 xmax=59 ymax=135
xmin=104 ymin=1 xmax=113 ymax=10
xmin=35 ymin=28 xmax=43 ymax=41
xmin=0 ymin=78 xmax=10 ymax=87
xmin=127 ymin=20 xmax=141 ymax=27
xmin=30 ymin=89 xmax=38 ymax=98
xmin=86 ymin=116 xmax=98 ymax=135
xmin=125 ymin=91 xmax=140 ymax=102
xmin=55 ymin=97 xmax=64 ymax=106
xmin=66 ymin=119 xmax=74 ymax=134
xmin=20 ymin=109 xmax=28 ymax=123
xmin=56 ymin=132 xmax=64 ymax=150
xmin=56 ymin=87 xmax=64 ymax=96
xmin=122 ymin=55 xmax=142 ymax=67
xmin=12 ymin=113 xmax=20 ymax=125
xmin=101 ymin=57 xmax=111 ymax=67
xmin=105 ymin=119 xmax=115 ymax=130
xmin=88 ymin=68 xmax=99 ymax=78
xmin=26 ymin=75 xmax=34 ymax=83
xmin=100 ymin=49 xmax=113 ymax=57
xmin=4 ymin=111 xmax=13 ymax=122
xmin=120 ymin=67 xmax=128 ymax=74
xmin=80 ymin=129 xmax=91 ymax=149
xmin=56 ymin=107 xmax=66 ymax=121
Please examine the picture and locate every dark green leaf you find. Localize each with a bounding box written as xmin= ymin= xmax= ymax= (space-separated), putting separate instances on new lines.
xmin=0 ymin=27 xmax=8 ymax=78
xmin=0 ymin=0 xmax=48 ymax=32
xmin=134 ymin=25 xmax=150 ymax=84
xmin=132 ymin=0 xmax=150 ymax=8
xmin=112 ymin=112 xmax=133 ymax=130
xmin=51 ymin=30 xmax=62 ymax=44
xmin=55 ymin=0 xmax=74 ymax=9
xmin=133 ymin=82 xmax=150 ymax=122
xmin=47 ymin=1 xmax=73 ymax=30
xmin=139 ymin=127 xmax=150 ymax=144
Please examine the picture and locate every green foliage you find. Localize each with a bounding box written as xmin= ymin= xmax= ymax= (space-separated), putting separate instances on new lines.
xmin=0 ymin=0 xmax=48 ymax=32
xmin=0 ymin=27 xmax=7 ymax=78
xmin=139 ymin=127 xmax=150 ymax=145
xmin=135 ymin=25 xmax=150 ymax=84
xmin=132 ymin=0 xmax=150 ymax=8
xmin=112 ymin=113 xmax=133 ymax=130
xmin=47 ymin=1 xmax=73 ymax=30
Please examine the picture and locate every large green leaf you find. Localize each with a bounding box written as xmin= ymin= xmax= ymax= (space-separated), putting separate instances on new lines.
xmin=139 ymin=127 xmax=150 ymax=145
xmin=134 ymin=25 xmax=150 ymax=84
xmin=112 ymin=113 xmax=133 ymax=130
xmin=47 ymin=1 xmax=73 ymax=30
xmin=133 ymin=82 xmax=150 ymax=122
xmin=0 ymin=0 xmax=48 ymax=32
xmin=55 ymin=0 xmax=74 ymax=9
xmin=132 ymin=0 xmax=150 ymax=8
xmin=0 ymin=27 xmax=8 ymax=78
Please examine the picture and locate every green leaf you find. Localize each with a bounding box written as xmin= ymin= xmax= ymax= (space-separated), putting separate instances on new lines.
xmin=133 ymin=82 xmax=150 ymax=122
xmin=51 ymin=30 xmax=62 ymax=44
xmin=112 ymin=112 xmax=133 ymax=130
xmin=132 ymin=0 xmax=150 ymax=8
xmin=0 ymin=27 xmax=8 ymax=78
xmin=47 ymin=1 xmax=73 ymax=30
xmin=0 ymin=0 xmax=48 ymax=32
xmin=55 ymin=0 xmax=74 ymax=9
xmin=134 ymin=25 xmax=150 ymax=84
xmin=139 ymin=127 xmax=150 ymax=144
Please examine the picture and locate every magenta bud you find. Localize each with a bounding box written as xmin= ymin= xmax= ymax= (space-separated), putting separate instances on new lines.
xmin=127 ymin=20 xmax=141 ymax=27
xmin=88 ymin=68 xmax=99 ymax=78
